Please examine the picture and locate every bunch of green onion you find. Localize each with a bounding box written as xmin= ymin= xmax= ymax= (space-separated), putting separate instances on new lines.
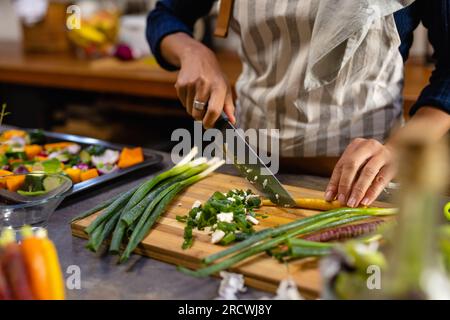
xmin=179 ymin=207 xmax=397 ymax=277
xmin=72 ymin=147 xmax=225 ymax=263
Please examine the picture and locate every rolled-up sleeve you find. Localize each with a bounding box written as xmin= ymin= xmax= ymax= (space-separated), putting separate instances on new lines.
xmin=146 ymin=0 xmax=215 ymax=71
xmin=409 ymin=0 xmax=450 ymax=116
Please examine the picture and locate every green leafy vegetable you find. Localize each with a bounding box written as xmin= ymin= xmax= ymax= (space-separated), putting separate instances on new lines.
xmin=85 ymin=145 xmax=106 ymax=156
xmin=180 ymin=189 xmax=262 ymax=249
xmin=5 ymin=151 xmax=27 ymax=161
xmin=21 ymin=174 xmax=45 ymax=192
xmin=28 ymin=129 xmax=46 ymax=145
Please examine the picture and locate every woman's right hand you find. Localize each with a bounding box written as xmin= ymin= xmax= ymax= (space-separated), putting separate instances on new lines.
xmin=161 ymin=33 xmax=235 ymax=128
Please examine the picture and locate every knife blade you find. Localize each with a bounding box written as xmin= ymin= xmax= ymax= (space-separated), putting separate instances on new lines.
xmin=214 ymin=112 xmax=296 ymax=207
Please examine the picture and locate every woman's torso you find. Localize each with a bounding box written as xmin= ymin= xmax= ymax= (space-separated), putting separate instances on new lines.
xmin=230 ymin=0 xmax=405 ymax=158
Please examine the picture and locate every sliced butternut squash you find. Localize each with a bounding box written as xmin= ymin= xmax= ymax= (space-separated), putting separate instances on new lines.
xmin=2 ymin=129 xmax=27 ymax=140
xmin=80 ymin=169 xmax=99 ymax=182
xmin=44 ymin=142 xmax=75 ymax=152
xmin=0 ymin=169 xmax=13 ymax=189
xmin=5 ymin=175 xmax=26 ymax=192
xmin=64 ymin=168 xmax=81 ymax=184
xmin=118 ymin=147 xmax=144 ymax=169
xmin=25 ymin=145 xmax=43 ymax=160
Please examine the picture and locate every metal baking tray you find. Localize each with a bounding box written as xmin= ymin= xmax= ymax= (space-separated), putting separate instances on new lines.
xmin=24 ymin=129 xmax=163 ymax=195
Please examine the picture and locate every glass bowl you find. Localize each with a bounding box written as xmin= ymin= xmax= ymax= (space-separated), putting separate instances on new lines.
xmin=0 ymin=173 xmax=72 ymax=230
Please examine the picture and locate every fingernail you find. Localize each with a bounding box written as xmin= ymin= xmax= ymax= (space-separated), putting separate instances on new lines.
xmin=338 ymin=194 xmax=346 ymax=204
xmin=324 ymin=191 xmax=333 ymax=201
xmin=347 ymin=197 xmax=357 ymax=208
xmin=361 ymin=197 xmax=370 ymax=206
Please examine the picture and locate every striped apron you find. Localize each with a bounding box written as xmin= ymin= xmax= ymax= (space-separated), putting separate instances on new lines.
xmin=230 ymin=0 xmax=406 ymax=157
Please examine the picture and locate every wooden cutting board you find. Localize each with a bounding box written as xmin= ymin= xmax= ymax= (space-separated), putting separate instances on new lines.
xmin=71 ymin=173 xmax=387 ymax=298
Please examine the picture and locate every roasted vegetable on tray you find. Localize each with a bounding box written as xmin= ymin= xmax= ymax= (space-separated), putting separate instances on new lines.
xmin=0 ymin=227 xmax=65 ymax=300
xmin=179 ymin=207 xmax=397 ymax=277
xmin=0 ymin=129 xmax=145 ymax=186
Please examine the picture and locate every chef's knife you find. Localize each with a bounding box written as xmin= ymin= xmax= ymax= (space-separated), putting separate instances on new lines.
xmin=214 ymin=112 xmax=296 ymax=207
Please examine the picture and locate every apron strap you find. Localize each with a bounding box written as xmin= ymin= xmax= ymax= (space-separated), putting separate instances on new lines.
xmin=214 ymin=0 xmax=234 ymax=38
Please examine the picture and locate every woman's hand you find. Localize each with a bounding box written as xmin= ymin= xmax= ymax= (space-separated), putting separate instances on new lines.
xmin=324 ymin=138 xmax=397 ymax=207
xmin=161 ymin=33 xmax=235 ymax=128
xmin=325 ymin=107 xmax=450 ymax=207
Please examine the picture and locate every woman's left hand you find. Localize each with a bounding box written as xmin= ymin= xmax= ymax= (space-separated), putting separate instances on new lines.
xmin=324 ymin=138 xmax=397 ymax=207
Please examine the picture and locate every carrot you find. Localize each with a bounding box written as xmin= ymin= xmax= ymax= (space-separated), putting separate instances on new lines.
xmin=44 ymin=142 xmax=75 ymax=151
xmin=2 ymin=129 xmax=27 ymax=140
xmin=0 ymin=252 xmax=12 ymax=300
xmin=0 ymin=170 xmax=13 ymax=189
xmin=0 ymin=170 xmax=13 ymax=176
xmin=5 ymin=175 xmax=26 ymax=192
xmin=0 ymin=145 xmax=9 ymax=154
xmin=21 ymin=227 xmax=65 ymax=300
xmin=302 ymin=220 xmax=384 ymax=242
xmin=0 ymin=229 xmax=34 ymax=300
xmin=80 ymin=168 xmax=99 ymax=181
xmin=118 ymin=147 xmax=144 ymax=169
xmin=262 ymin=198 xmax=342 ymax=211
xmin=24 ymin=145 xmax=43 ymax=160
xmin=64 ymin=168 xmax=81 ymax=184
xmin=39 ymin=232 xmax=65 ymax=300
xmin=21 ymin=228 xmax=52 ymax=300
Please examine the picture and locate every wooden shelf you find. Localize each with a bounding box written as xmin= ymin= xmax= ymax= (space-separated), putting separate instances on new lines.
xmin=0 ymin=41 xmax=242 ymax=99
xmin=0 ymin=41 xmax=432 ymax=111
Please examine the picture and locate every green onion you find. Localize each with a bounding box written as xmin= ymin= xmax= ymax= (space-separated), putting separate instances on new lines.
xmin=180 ymin=189 xmax=261 ymax=249
xmin=287 ymin=238 xmax=334 ymax=249
xmin=121 ymin=147 xmax=200 ymax=214
xmin=179 ymin=212 xmax=391 ymax=277
xmin=203 ymin=207 xmax=396 ymax=265
xmin=107 ymin=169 xmax=199 ymax=254
xmin=85 ymin=220 xmax=106 ymax=251
xmin=220 ymin=233 xmax=237 ymax=246
xmin=71 ymin=184 xmax=140 ymax=223
xmin=86 ymin=209 xmax=123 ymax=252
xmin=119 ymin=159 xmax=225 ymax=263
xmin=122 ymin=161 xmax=208 ymax=227
xmin=83 ymin=147 xmax=200 ymax=251
xmin=109 ymin=160 xmax=209 ymax=254
xmin=109 ymin=160 xmax=208 ymax=254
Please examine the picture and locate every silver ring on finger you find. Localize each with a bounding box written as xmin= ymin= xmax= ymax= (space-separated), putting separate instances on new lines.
xmin=193 ymin=100 xmax=206 ymax=111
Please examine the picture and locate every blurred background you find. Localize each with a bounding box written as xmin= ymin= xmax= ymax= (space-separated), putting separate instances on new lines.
xmin=0 ymin=0 xmax=435 ymax=152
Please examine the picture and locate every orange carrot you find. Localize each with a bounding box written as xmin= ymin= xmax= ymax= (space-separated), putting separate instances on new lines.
xmin=21 ymin=228 xmax=52 ymax=300
xmin=262 ymin=198 xmax=343 ymax=211
xmin=40 ymin=240 xmax=65 ymax=299
xmin=21 ymin=227 xmax=65 ymax=300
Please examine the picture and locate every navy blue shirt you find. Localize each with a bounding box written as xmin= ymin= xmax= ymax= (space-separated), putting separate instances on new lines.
xmin=147 ymin=0 xmax=450 ymax=116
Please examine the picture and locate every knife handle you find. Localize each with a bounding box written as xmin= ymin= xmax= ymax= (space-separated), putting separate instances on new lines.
xmin=213 ymin=111 xmax=231 ymax=130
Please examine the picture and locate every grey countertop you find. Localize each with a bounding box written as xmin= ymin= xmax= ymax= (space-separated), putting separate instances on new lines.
xmin=29 ymin=151 xmax=450 ymax=300
xmin=48 ymin=151 xmax=336 ymax=300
